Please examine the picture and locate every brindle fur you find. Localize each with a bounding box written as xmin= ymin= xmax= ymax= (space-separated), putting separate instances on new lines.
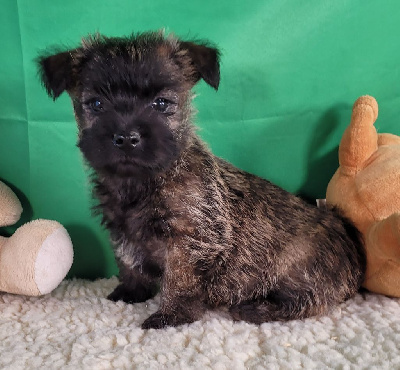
xmin=38 ymin=31 xmax=366 ymax=329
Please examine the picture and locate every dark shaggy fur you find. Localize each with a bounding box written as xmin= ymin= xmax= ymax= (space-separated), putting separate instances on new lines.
xmin=38 ymin=31 xmax=366 ymax=329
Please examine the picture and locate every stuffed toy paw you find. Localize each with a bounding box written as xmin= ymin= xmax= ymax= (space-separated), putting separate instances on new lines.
xmin=326 ymin=95 xmax=400 ymax=297
xmin=0 ymin=180 xmax=73 ymax=296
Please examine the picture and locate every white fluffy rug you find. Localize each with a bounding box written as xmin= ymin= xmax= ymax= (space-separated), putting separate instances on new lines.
xmin=1 ymin=277 xmax=400 ymax=369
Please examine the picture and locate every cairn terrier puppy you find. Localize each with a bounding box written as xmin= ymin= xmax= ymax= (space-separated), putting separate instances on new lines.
xmin=38 ymin=31 xmax=366 ymax=329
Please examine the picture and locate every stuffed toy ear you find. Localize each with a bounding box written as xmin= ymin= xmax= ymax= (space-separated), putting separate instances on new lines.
xmin=338 ymin=95 xmax=379 ymax=173
xmin=179 ymin=41 xmax=220 ymax=90
xmin=37 ymin=50 xmax=76 ymax=100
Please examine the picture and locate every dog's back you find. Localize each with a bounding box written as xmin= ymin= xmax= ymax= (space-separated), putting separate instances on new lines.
xmin=159 ymin=137 xmax=366 ymax=324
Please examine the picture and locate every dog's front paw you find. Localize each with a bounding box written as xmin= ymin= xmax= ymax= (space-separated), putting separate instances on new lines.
xmin=107 ymin=283 xmax=155 ymax=304
xmin=141 ymin=311 xmax=173 ymax=329
xmin=141 ymin=310 xmax=195 ymax=329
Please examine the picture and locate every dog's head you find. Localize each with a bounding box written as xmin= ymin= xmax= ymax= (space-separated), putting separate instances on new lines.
xmin=38 ymin=31 xmax=220 ymax=177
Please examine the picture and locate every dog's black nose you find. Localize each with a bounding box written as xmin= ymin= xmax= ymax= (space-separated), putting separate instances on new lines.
xmin=112 ymin=132 xmax=141 ymax=149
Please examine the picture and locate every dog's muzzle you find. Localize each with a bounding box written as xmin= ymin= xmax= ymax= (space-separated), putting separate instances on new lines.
xmin=112 ymin=132 xmax=141 ymax=149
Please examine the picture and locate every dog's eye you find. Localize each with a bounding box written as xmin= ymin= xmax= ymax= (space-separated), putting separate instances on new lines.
xmin=88 ymin=99 xmax=104 ymax=113
xmin=152 ymin=98 xmax=171 ymax=113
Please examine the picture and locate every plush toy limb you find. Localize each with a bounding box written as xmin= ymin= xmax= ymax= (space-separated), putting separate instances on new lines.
xmin=363 ymin=259 xmax=400 ymax=297
xmin=367 ymin=213 xmax=400 ymax=259
xmin=0 ymin=181 xmax=22 ymax=227
xmin=0 ymin=220 xmax=73 ymax=296
xmin=363 ymin=214 xmax=400 ymax=297
xmin=339 ymin=95 xmax=379 ymax=175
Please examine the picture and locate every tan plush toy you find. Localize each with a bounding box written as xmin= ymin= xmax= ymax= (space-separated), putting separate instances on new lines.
xmin=326 ymin=95 xmax=400 ymax=297
xmin=0 ymin=181 xmax=73 ymax=296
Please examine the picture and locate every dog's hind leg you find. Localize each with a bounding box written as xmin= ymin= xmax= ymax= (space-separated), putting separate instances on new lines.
xmin=229 ymin=292 xmax=329 ymax=324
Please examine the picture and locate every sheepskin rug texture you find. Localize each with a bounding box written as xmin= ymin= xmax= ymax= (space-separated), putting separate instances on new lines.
xmin=1 ymin=277 xmax=400 ymax=369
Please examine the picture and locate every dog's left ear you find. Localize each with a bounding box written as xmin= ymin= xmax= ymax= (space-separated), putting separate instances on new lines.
xmin=37 ymin=50 xmax=77 ymax=100
xmin=179 ymin=41 xmax=220 ymax=90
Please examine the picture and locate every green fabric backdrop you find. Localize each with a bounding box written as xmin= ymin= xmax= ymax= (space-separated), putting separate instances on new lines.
xmin=1 ymin=1 xmax=400 ymax=278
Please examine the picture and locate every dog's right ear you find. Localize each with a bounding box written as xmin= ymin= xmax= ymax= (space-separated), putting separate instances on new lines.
xmin=37 ymin=50 xmax=76 ymax=100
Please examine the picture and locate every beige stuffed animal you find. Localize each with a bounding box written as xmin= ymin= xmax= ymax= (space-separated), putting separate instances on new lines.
xmin=326 ymin=95 xmax=400 ymax=297
xmin=0 ymin=181 xmax=73 ymax=296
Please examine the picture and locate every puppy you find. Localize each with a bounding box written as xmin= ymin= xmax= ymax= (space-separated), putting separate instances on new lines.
xmin=38 ymin=31 xmax=366 ymax=329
